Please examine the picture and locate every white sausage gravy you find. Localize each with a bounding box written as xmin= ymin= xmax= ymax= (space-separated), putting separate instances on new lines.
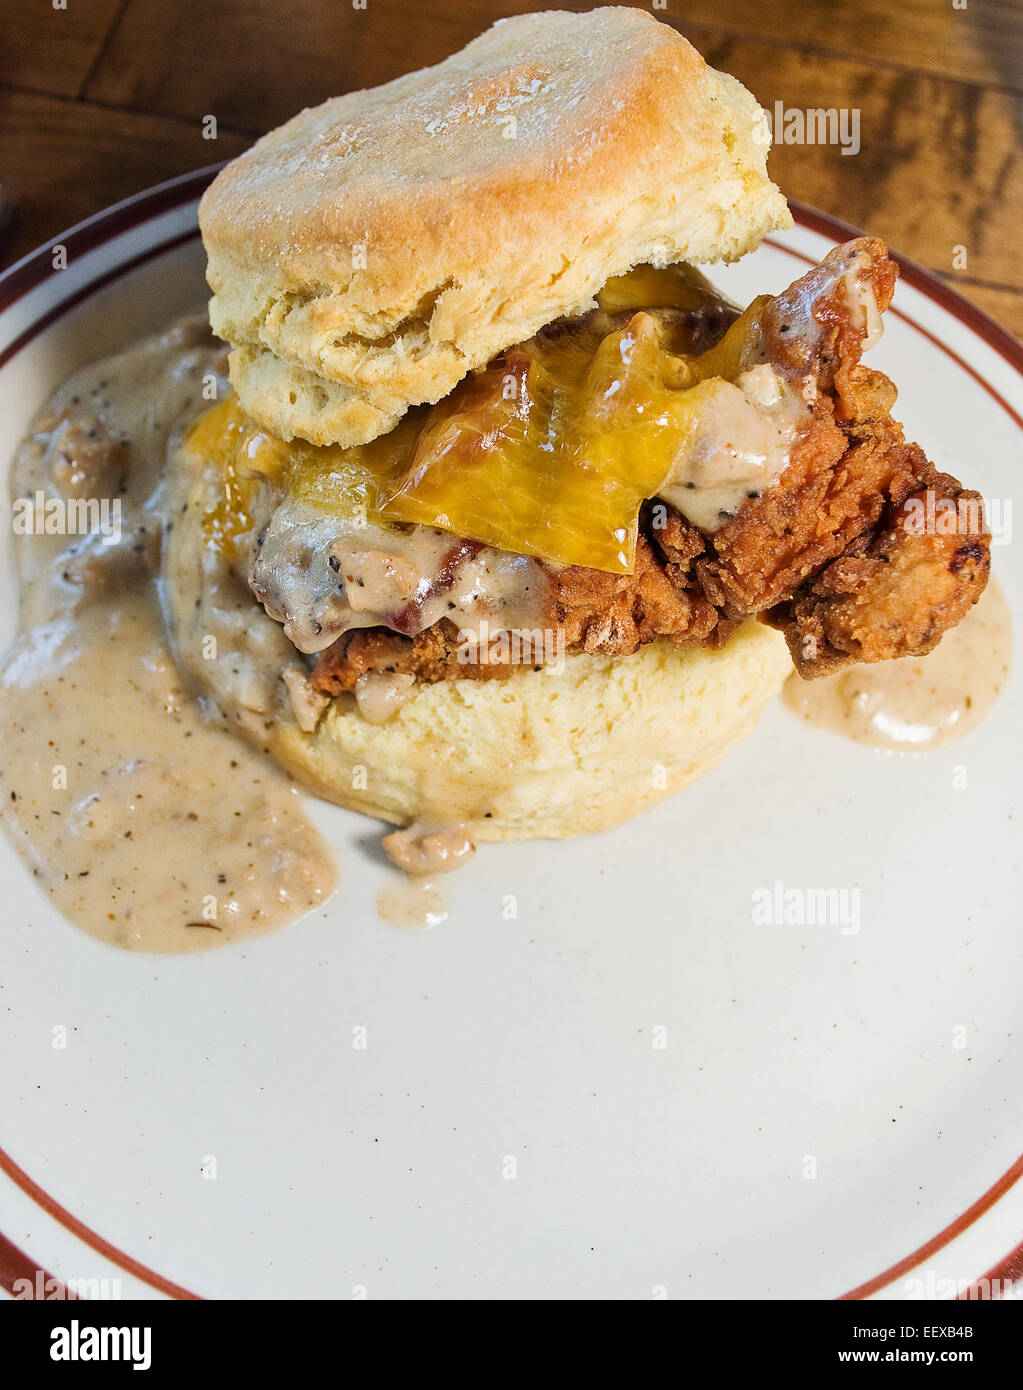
xmin=0 ymin=318 xmax=336 ymax=952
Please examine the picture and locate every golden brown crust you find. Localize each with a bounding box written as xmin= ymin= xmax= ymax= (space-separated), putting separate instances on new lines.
xmin=765 ymin=473 xmax=991 ymax=674
xmin=199 ymin=7 xmax=790 ymax=447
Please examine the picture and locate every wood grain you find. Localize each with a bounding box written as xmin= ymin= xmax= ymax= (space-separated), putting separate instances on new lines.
xmin=945 ymin=280 xmax=1023 ymax=339
xmin=81 ymin=1 xmax=1023 ymax=296
xmin=0 ymin=91 xmax=249 ymax=268
xmin=0 ymin=0 xmax=123 ymax=97
xmin=84 ymin=0 xmax=1023 ymax=127
xmin=85 ymin=0 xmax=405 ymax=131
xmin=2 ymin=0 xmax=1020 ymax=340
xmin=692 ymin=34 xmax=1023 ymax=294
xmin=667 ymin=0 xmax=1023 ymax=93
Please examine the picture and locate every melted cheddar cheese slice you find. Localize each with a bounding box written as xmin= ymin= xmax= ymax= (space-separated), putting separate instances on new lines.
xmin=187 ymin=266 xmax=790 ymax=574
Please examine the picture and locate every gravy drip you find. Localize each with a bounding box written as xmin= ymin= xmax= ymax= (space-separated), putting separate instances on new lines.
xmin=783 ymin=579 xmax=1010 ymax=751
xmin=0 ymin=317 xmax=336 ymax=951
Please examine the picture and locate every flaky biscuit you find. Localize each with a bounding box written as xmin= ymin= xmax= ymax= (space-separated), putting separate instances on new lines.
xmin=200 ymin=7 xmax=790 ymax=447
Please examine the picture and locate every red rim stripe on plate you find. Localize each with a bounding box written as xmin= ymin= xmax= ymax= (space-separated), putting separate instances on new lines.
xmin=763 ymin=230 xmax=1023 ymax=434
xmin=0 ymin=164 xmax=224 ymax=315
xmin=0 ymin=1228 xmax=75 ymax=1300
xmin=0 ymin=1146 xmax=198 ymax=1301
xmin=958 ymin=1237 xmax=1023 ymax=1299
xmin=0 ymin=230 xmax=202 ymax=373
xmin=839 ymin=1153 xmax=1023 ymax=1300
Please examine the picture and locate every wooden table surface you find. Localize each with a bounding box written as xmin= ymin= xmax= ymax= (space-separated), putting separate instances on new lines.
xmin=1 ymin=0 xmax=1021 ymax=336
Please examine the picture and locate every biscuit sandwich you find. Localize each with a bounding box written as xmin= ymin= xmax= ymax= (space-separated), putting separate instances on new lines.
xmin=167 ymin=6 xmax=989 ymax=843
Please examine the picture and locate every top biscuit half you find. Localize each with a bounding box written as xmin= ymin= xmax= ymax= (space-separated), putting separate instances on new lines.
xmin=199 ymin=6 xmax=791 ymax=448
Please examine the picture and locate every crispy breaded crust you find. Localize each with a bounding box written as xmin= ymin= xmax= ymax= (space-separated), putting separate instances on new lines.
xmin=199 ymin=7 xmax=790 ymax=447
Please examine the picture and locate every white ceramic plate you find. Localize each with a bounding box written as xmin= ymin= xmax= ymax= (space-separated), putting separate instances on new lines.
xmin=1 ymin=173 xmax=1021 ymax=1302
